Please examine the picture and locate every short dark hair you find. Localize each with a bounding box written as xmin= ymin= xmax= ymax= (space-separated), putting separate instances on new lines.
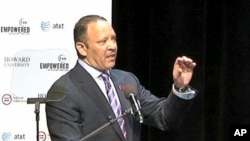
xmin=73 ymin=15 xmax=107 ymax=44
xmin=73 ymin=15 xmax=107 ymax=58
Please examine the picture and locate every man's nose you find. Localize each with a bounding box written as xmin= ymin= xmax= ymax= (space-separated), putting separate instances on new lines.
xmin=107 ymin=39 xmax=117 ymax=49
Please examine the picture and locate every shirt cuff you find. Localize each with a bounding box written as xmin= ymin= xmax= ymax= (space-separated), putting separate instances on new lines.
xmin=172 ymin=84 xmax=197 ymax=100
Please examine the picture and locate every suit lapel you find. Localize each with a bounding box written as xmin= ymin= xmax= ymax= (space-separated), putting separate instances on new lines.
xmin=110 ymin=71 xmax=132 ymax=140
xmin=72 ymin=63 xmax=127 ymax=141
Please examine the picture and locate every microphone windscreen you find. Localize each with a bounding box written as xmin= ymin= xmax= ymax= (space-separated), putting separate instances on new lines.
xmin=120 ymin=84 xmax=137 ymax=99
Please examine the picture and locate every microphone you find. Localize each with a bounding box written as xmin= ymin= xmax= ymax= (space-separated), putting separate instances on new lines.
xmin=121 ymin=84 xmax=143 ymax=123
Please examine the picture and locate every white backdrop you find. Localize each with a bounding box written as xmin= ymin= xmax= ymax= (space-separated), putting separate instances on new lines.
xmin=0 ymin=0 xmax=112 ymax=140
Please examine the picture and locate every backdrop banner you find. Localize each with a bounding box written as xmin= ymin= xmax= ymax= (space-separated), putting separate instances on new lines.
xmin=0 ymin=0 xmax=111 ymax=140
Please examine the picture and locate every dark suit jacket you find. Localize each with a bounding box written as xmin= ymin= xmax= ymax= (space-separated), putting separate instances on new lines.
xmin=45 ymin=62 xmax=196 ymax=141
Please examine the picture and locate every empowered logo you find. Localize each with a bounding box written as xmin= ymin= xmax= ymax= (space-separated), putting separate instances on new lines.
xmin=2 ymin=132 xmax=11 ymax=141
xmin=0 ymin=18 xmax=30 ymax=35
xmin=40 ymin=54 xmax=69 ymax=71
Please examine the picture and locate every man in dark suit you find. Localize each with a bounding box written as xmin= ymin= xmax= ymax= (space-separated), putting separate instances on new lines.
xmin=45 ymin=15 xmax=197 ymax=141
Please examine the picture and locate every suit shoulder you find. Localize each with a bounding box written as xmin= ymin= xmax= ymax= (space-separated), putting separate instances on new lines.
xmin=111 ymin=69 xmax=134 ymax=76
xmin=110 ymin=69 xmax=140 ymax=82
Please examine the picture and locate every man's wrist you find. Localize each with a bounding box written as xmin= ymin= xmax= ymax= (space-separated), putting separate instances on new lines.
xmin=172 ymin=84 xmax=197 ymax=99
xmin=174 ymin=85 xmax=189 ymax=93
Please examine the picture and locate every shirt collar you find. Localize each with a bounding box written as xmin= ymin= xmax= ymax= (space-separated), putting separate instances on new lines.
xmin=78 ymin=59 xmax=110 ymax=79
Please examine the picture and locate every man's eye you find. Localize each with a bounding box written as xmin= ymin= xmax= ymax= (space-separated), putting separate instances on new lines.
xmin=97 ymin=40 xmax=107 ymax=44
xmin=112 ymin=36 xmax=117 ymax=41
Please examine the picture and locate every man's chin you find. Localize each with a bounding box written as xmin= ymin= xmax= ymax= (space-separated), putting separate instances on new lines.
xmin=107 ymin=62 xmax=116 ymax=69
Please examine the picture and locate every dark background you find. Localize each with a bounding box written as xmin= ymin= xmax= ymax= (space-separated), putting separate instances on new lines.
xmin=112 ymin=0 xmax=250 ymax=141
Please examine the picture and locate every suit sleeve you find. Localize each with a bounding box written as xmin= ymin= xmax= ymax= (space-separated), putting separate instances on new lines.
xmin=126 ymin=72 xmax=196 ymax=131
xmin=45 ymin=76 xmax=84 ymax=141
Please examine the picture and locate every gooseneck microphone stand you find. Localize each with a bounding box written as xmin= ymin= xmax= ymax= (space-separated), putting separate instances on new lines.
xmin=27 ymin=98 xmax=48 ymax=141
xmin=27 ymin=94 xmax=66 ymax=141
xmin=79 ymin=108 xmax=133 ymax=141
xmin=35 ymin=102 xmax=40 ymax=141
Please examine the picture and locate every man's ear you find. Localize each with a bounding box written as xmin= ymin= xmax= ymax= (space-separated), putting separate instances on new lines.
xmin=76 ymin=42 xmax=87 ymax=56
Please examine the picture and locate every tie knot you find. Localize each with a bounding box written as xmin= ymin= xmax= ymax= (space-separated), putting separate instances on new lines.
xmin=101 ymin=72 xmax=109 ymax=80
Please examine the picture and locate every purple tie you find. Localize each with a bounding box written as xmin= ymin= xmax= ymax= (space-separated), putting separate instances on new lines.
xmin=101 ymin=73 xmax=127 ymax=138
